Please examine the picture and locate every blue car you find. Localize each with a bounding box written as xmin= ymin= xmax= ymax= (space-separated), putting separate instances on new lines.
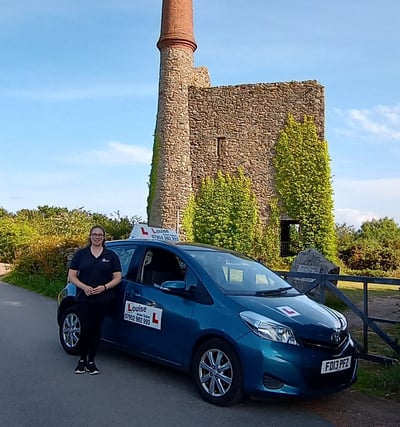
xmin=57 ymin=238 xmax=357 ymax=406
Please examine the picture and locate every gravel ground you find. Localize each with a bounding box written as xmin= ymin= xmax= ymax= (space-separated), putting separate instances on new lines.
xmin=305 ymin=389 xmax=400 ymax=427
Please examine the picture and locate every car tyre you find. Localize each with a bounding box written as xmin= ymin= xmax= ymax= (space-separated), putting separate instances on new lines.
xmin=59 ymin=305 xmax=81 ymax=355
xmin=193 ymin=338 xmax=243 ymax=406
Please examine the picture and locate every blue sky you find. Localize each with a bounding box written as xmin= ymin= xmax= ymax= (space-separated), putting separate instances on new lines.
xmin=1 ymin=0 xmax=399 ymax=229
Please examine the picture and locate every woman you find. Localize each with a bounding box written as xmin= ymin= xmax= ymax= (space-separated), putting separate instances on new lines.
xmin=68 ymin=225 xmax=122 ymax=375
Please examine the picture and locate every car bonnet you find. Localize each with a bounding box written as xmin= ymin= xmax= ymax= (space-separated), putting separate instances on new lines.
xmin=229 ymin=293 xmax=347 ymax=338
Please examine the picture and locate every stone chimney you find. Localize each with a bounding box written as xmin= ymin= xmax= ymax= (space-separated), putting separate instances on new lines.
xmin=149 ymin=0 xmax=197 ymax=230
xmin=157 ymin=0 xmax=197 ymax=51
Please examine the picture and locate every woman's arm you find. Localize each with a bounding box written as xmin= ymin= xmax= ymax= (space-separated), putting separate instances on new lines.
xmin=101 ymin=271 xmax=122 ymax=291
xmin=90 ymin=271 xmax=122 ymax=294
xmin=68 ymin=269 xmax=95 ymax=296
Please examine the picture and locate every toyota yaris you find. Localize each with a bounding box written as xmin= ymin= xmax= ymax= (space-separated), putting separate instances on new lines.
xmin=57 ymin=238 xmax=357 ymax=406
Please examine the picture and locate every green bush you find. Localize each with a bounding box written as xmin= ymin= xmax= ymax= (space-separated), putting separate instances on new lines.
xmin=0 ymin=206 xmax=142 ymax=285
xmin=0 ymin=216 xmax=39 ymax=263
xmin=14 ymin=234 xmax=86 ymax=280
xmin=338 ymin=218 xmax=400 ymax=275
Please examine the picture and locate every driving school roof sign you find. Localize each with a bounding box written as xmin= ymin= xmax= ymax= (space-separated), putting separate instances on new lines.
xmin=129 ymin=225 xmax=179 ymax=241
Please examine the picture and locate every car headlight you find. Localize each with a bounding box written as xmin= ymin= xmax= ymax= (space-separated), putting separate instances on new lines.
xmin=240 ymin=311 xmax=299 ymax=346
xmin=335 ymin=310 xmax=348 ymax=330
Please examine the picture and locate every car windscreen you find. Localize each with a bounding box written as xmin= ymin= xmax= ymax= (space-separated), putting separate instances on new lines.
xmin=185 ymin=249 xmax=298 ymax=296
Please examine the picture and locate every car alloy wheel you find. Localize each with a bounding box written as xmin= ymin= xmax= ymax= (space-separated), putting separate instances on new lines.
xmin=59 ymin=306 xmax=81 ymax=355
xmin=193 ymin=338 xmax=243 ymax=406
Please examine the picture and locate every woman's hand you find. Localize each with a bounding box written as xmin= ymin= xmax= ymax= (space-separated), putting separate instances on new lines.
xmin=83 ymin=285 xmax=95 ymax=296
xmin=91 ymin=285 xmax=106 ymax=295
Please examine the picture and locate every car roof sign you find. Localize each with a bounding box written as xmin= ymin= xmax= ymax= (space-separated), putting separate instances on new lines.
xmin=129 ymin=224 xmax=179 ymax=241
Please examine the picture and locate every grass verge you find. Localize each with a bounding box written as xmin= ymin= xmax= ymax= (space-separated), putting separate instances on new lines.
xmin=2 ymin=271 xmax=64 ymax=299
xmin=354 ymin=359 xmax=400 ymax=400
xmin=329 ymin=282 xmax=400 ymax=402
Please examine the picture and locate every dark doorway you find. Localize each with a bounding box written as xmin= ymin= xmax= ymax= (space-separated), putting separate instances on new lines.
xmin=280 ymin=220 xmax=300 ymax=257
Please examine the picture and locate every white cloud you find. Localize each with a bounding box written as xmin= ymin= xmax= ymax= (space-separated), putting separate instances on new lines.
xmin=335 ymin=104 xmax=400 ymax=141
xmin=87 ymin=141 xmax=152 ymax=166
xmin=334 ymin=208 xmax=380 ymax=229
xmin=334 ymin=177 xmax=400 ymax=228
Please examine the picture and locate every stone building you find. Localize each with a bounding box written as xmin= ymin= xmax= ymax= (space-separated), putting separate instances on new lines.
xmin=148 ymin=0 xmax=325 ymax=242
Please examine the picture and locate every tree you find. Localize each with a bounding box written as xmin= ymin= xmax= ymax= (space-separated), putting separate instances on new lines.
xmin=338 ymin=218 xmax=400 ymax=273
xmin=0 ymin=206 xmax=141 ymax=280
xmin=0 ymin=216 xmax=39 ymax=263
xmin=0 ymin=207 xmax=11 ymax=218
xmin=359 ymin=217 xmax=400 ymax=243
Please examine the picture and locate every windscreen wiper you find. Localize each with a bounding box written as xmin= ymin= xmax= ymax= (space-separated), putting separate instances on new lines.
xmin=255 ymin=286 xmax=292 ymax=296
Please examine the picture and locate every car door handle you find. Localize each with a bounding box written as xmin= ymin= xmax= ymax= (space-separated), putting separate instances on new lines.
xmin=127 ymin=289 xmax=141 ymax=298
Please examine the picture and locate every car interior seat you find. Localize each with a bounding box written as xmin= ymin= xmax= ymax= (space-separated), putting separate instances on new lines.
xmin=143 ymin=250 xmax=183 ymax=286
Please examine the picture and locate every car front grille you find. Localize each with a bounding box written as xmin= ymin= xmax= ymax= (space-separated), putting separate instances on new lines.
xmin=301 ymin=332 xmax=349 ymax=352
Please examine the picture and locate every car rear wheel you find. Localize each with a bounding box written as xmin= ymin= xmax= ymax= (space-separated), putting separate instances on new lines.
xmin=193 ymin=338 xmax=243 ymax=406
xmin=59 ymin=305 xmax=81 ymax=355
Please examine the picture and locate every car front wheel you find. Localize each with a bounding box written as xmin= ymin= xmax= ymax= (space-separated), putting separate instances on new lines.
xmin=59 ymin=305 xmax=81 ymax=355
xmin=193 ymin=338 xmax=243 ymax=406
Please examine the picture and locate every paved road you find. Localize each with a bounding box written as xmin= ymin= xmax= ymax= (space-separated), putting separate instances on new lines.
xmin=0 ymin=281 xmax=335 ymax=427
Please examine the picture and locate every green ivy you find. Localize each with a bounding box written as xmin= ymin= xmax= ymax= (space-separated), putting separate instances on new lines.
xmin=258 ymin=197 xmax=281 ymax=266
xmin=149 ymin=114 xmax=336 ymax=262
xmin=183 ymin=169 xmax=261 ymax=257
xmin=273 ymin=114 xmax=337 ymax=260
xmin=181 ymin=194 xmax=195 ymax=242
xmin=147 ymin=130 xmax=159 ymax=221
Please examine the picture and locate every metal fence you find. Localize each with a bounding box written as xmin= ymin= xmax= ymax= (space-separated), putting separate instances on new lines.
xmin=274 ymin=270 xmax=400 ymax=365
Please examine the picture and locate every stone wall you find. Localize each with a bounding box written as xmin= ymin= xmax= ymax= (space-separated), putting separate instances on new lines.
xmin=151 ymin=42 xmax=325 ymax=230
xmin=150 ymin=1 xmax=327 ymax=236
xmin=188 ymin=80 xmax=325 ymax=219
xmin=191 ymin=66 xmax=211 ymax=88
xmin=0 ymin=263 xmax=11 ymax=276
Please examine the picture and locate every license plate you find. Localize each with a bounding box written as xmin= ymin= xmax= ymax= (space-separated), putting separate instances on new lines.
xmin=321 ymin=356 xmax=352 ymax=374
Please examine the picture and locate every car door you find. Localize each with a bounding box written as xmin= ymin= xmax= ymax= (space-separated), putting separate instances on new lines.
xmin=119 ymin=246 xmax=200 ymax=368
xmin=101 ymin=243 xmax=138 ymax=342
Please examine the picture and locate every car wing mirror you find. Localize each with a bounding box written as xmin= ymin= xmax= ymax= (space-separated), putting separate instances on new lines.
xmin=160 ymin=280 xmax=187 ymax=295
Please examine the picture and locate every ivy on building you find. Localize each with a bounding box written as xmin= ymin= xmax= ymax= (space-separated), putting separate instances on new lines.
xmin=183 ymin=169 xmax=262 ymax=257
xmin=258 ymin=197 xmax=281 ymax=266
xmin=273 ymin=114 xmax=337 ymax=260
xmin=147 ymin=131 xmax=159 ymax=219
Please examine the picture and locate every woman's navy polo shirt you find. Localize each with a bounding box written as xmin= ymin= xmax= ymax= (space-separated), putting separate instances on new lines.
xmin=70 ymin=246 xmax=121 ymax=302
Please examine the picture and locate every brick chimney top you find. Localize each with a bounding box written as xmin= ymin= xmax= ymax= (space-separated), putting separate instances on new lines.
xmin=157 ymin=0 xmax=197 ymax=52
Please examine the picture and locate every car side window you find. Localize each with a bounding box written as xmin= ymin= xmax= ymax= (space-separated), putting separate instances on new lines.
xmin=184 ymin=267 xmax=198 ymax=290
xmin=111 ymin=246 xmax=137 ymax=277
xmin=141 ymin=248 xmax=185 ymax=287
xmin=183 ymin=266 xmax=213 ymax=305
